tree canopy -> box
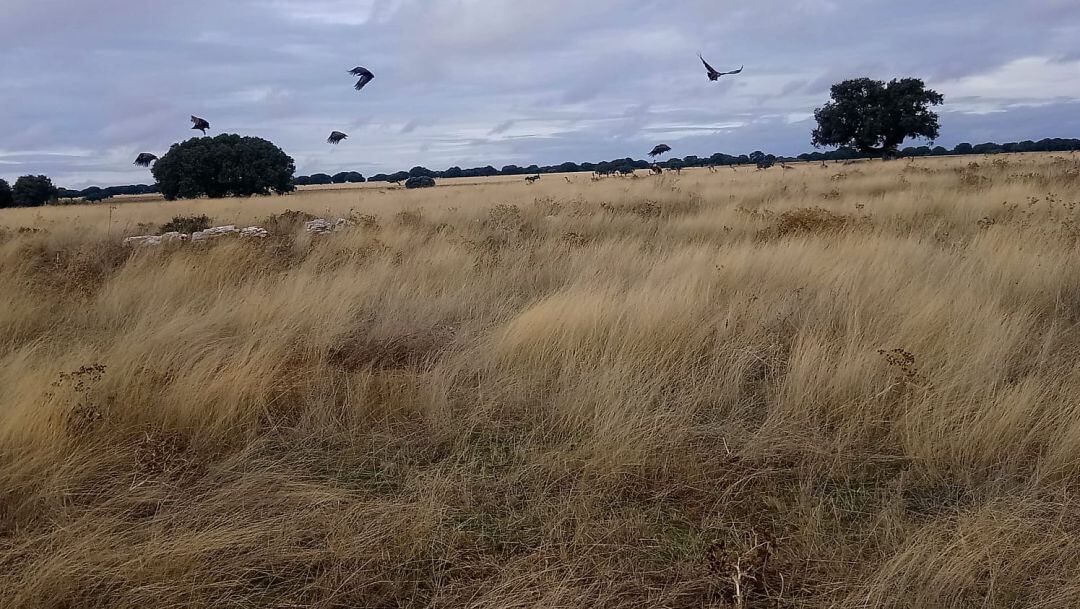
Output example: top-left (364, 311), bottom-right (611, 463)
top-left (749, 151), bottom-right (777, 169)
top-left (152, 134), bottom-right (296, 200)
top-left (331, 171), bottom-right (365, 184)
top-left (13, 175), bottom-right (58, 207)
top-left (812, 78), bottom-right (944, 158)
top-left (405, 176), bottom-right (436, 189)
top-left (293, 173), bottom-right (333, 186)
top-left (0, 179), bottom-right (12, 209)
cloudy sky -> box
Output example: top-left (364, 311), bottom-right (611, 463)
top-left (2, 0), bottom-right (1080, 188)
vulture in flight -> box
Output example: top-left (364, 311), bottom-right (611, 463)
top-left (698, 54), bottom-right (743, 81)
top-left (191, 115), bottom-right (210, 135)
top-left (349, 66), bottom-right (375, 91)
top-left (649, 144), bottom-right (672, 158)
top-left (133, 153), bottom-right (158, 167)
top-left (327, 131), bottom-right (349, 145)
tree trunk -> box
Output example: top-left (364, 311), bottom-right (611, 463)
top-left (856, 144), bottom-right (899, 160)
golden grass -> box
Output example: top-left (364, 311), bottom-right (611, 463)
top-left (3, 153), bottom-right (1080, 607)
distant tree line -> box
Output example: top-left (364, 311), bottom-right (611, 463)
top-left (798, 138), bottom-right (1080, 162)
top-left (350, 138), bottom-right (1080, 184)
top-left (293, 171), bottom-right (367, 186)
top-left (3, 137), bottom-right (1079, 210)
top-left (55, 184), bottom-right (159, 203)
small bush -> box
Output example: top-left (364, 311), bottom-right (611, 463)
top-left (395, 210), bottom-right (424, 228)
top-left (773, 207), bottom-right (851, 237)
top-left (159, 215), bottom-right (212, 235)
top-left (262, 210), bottom-right (318, 236)
top-left (405, 176), bottom-right (436, 189)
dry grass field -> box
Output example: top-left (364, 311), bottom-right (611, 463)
top-left (4, 153), bottom-right (1080, 608)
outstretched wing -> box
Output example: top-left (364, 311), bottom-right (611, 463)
top-left (133, 153), bottom-right (157, 167)
top-left (698, 54), bottom-right (720, 77)
top-left (355, 74), bottom-right (374, 91)
top-left (720, 65), bottom-right (744, 76)
top-left (349, 66), bottom-right (375, 90)
top-left (327, 131), bottom-right (348, 144)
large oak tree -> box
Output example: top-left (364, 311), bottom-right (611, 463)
top-left (152, 134), bottom-right (295, 200)
top-left (812, 78), bottom-right (944, 158)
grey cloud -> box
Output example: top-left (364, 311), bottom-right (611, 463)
top-left (488, 120), bottom-right (516, 136)
top-left (1, 0), bottom-right (1078, 188)
top-left (400, 119), bottom-right (425, 134)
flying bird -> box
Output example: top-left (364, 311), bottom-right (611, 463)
top-left (133, 153), bottom-right (158, 167)
top-left (190, 116), bottom-right (210, 134)
top-left (348, 66), bottom-right (375, 91)
top-left (327, 131), bottom-right (349, 145)
top-left (649, 144), bottom-right (672, 158)
top-left (698, 54), bottom-right (743, 81)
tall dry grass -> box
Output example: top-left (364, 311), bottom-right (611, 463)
top-left (3, 154), bottom-right (1080, 607)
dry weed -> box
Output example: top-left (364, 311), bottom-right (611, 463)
top-left (1, 154), bottom-right (1080, 608)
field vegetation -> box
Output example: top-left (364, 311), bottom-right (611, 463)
top-left (3, 154), bottom-right (1080, 608)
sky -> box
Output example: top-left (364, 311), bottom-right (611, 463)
top-left (2, 0), bottom-right (1080, 188)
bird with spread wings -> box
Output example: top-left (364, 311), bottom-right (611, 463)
top-left (649, 144), bottom-right (672, 158)
top-left (190, 115), bottom-right (210, 134)
top-left (349, 66), bottom-right (375, 91)
top-left (698, 54), bottom-right (743, 81)
top-left (133, 153), bottom-right (158, 167)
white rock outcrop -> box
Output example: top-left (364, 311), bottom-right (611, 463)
top-left (304, 218), bottom-right (349, 234)
top-left (239, 226), bottom-right (269, 238)
top-left (124, 225), bottom-right (267, 247)
top-left (123, 232), bottom-right (189, 247)
top-left (191, 225), bottom-right (239, 242)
